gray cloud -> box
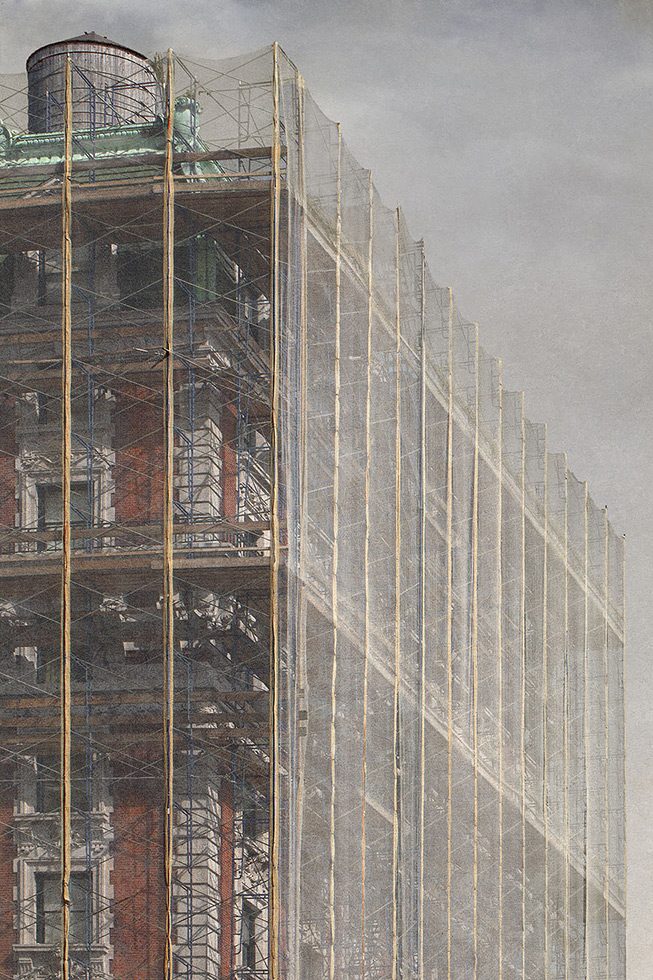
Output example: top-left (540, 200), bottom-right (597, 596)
top-left (615, 0), bottom-right (653, 30)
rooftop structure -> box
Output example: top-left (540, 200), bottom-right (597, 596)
top-left (0, 36), bottom-right (625, 980)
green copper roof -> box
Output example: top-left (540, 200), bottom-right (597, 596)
top-left (0, 98), bottom-right (222, 178)
top-left (0, 119), bottom-right (165, 168)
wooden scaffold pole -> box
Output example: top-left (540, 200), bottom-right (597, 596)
top-left (60, 53), bottom-right (73, 980)
top-left (269, 39), bottom-right (282, 980)
top-left (162, 46), bottom-right (176, 980)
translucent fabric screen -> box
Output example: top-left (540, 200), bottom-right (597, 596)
top-left (275, 45), bottom-right (625, 980)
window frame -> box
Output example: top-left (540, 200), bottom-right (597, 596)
top-left (241, 900), bottom-right (258, 971)
top-left (35, 869), bottom-right (92, 947)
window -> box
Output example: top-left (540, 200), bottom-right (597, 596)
top-left (242, 797), bottom-right (265, 844)
top-left (123, 641), bottom-right (150, 665)
top-left (300, 944), bottom-right (324, 975)
top-left (117, 243), bottom-right (162, 309)
top-left (37, 482), bottom-right (93, 531)
top-left (182, 236), bottom-right (238, 309)
top-left (35, 648), bottom-right (59, 688)
top-left (36, 392), bottom-right (55, 425)
top-left (37, 250), bottom-right (46, 305)
top-left (36, 647), bottom-right (88, 687)
top-left (242, 803), bottom-right (258, 841)
top-left (35, 870), bottom-right (91, 946)
top-left (241, 902), bottom-right (257, 971)
top-left (0, 253), bottom-right (14, 311)
top-left (34, 755), bottom-right (92, 814)
top-left (35, 757), bottom-right (58, 813)
top-left (36, 248), bottom-right (92, 306)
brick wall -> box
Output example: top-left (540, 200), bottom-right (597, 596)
top-left (219, 779), bottom-right (234, 978)
top-left (111, 780), bottom-right (165, 978)
top-left (113, 382), bottom-right (163, 525)
top-left (0, 397), bottom-right (16, 533)
top-left (0, 792), bottom-right (14, 976)
top-left (221, 404), bottom-right (238, 520)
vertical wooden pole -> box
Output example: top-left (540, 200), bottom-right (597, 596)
top-left (471, 326), bottom-right (479, 980)
top-left (391, 209), bottom-right (402, 980)
top-left (603, 507), bottom-right (610, 979)
top-left (417, 242), bottom-right (427, 980)
top-left (543, 444), bottom-right (550, 980)
top-left (497, 364), bottom-right (504, 980)
top-left (583, 482), bottom-right (590, 979)
top-left (328, 121), bottom-right (343, 980)
top-left (269, 39), bottom-right (282, 980)
top-left (446, 288), bottom-right (454, 980)
top-left (562, 457), bottom-right (572, 980)
top-left (519, 394), bottom-right (526, 980)
top-left (360, 171), bottom-right (374, 975)
top-left (294, 66), bottom-right (308, 978)
top-left (162, 47), bottom-right (176, 980)
top-left (60, 53), bottom-right (73, 980)
top-left (620, 537), bottom-right (627, 977)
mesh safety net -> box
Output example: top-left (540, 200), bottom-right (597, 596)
top-left (0, 42), bottom-right (625, 980)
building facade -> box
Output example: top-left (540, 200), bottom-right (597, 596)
top-left (0, 34), bottom-right (624, 979)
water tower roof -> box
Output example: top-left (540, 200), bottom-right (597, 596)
top-left (27, 32), bottom-right (149, 68)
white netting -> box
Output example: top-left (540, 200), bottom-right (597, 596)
top-left (0, 40), bottom-right (625, 980)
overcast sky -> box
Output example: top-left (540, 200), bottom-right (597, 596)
top-left (1, 0), bottom-right (651, 972)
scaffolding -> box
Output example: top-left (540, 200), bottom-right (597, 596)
top-left (0, 37), bottom-right (625, 980)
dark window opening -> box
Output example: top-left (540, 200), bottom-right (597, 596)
top-left (36, 248), bottom-right (93, 306)
top-left (0, 253), bottom-right (15, 312)
top-left (35, 648), bottom-right (59, 688)
top-left (117, 243), bottom-right (163, 309)
top-left (35, 757), bottom-right (58, 813)
top-left (35, 755), bottom-right (92, 814)
top-left (35, 870), bottom-right (91, 946)
top-left (36, 648), bottom-right (89, 687)
top-left (241, 901), bottom-right (257, 970)
top-left (37, 482), bottom-right (93, 532)
top-left (179, 236), bottom-right (238, 312)
top-left (123, 642), bottom-right (151, 664)
top-left (242, 799), bottom-right (263, 842)
top-left (37, 250), bottom-right (46, 306)
top-left (36, 392), bottom-right (56, 425)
